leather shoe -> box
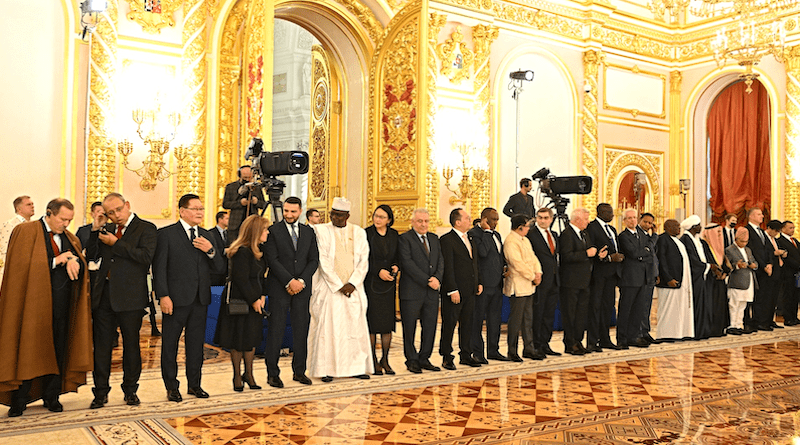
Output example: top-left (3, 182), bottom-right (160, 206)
top-left (522, 349), bottom-right (545, 360)
top-left (757, 324), bottom-right (774, 331)
top-left (43, 398), bottom-right (63, 412)
top-left (743, 326), bottom-right (756, 334)
top-left (354, 374), bottom-right (370, 380)
top-left (586, 344), bottom-right (602, 353)
top-left (419, 361), bottom-right (440, 372)
top-left (321, 376), bottom-right (334, 383)
top-left (293, 374), bottom-right (312, 385)
top-left (487, 353), bottom-right (511, 361)
top-left (599, 341), bottom-right (621, 350)
top-left (617, 343), bottom-right (630, 350)
top-left (727, 327), bottom-right (743, 335)
top-left (508, 353), bottom-right (524, 362)
top-left (630, 338), bottom-right (650, 348)
top-left (124, 392), bottom-right (140, 406)
top-left (566, 345), bottom-right (585, 356)
top-left (771, 322), bottom-right (784, 329)
top-left (7, 404), bottom-right (24, 417)
top-left (90, 394), bottom-right (108, 409)
top-left (187, 387), bottom-right (209, 398)
top-left (784, 319), bottom-right (800, 326)
top-left (442, 358), bottom-right (456, 371)
top-left (475, 356), bottom-right (489, 365)
top-left (459, 357), bottom-right (481, 367)
top-left (543, 347), bottom-right (561, 356)
top-left (167, 389), bottom-right (182, 403)
top-left (643, 333), bottom-right (656, 343)
top-left (407, 362), bottom-right (422, 374)
top-left (268, 376), bottom-right (284, 388)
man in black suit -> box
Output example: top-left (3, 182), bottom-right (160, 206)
top-left (617, 209), bottom-right (652, 348)
top-left (264, 196), bottom-right (319, 388)
top-left (88, 193), bottom-right (157, 409)
top-left (222, 165), bottom-right (266, 242)
top-left (468, 208), bottom-right (508, 363)
top-left (723, 213), bottom-right (737, 249)
top-left (153, 194), bottom-right (224, 402)
top-left (746, 207), bottom-right (780, 331)
top-left (779, 221), bottom-right (800, 325)
top-left (638, 213), bottom-right (658, 343)
top-left (76, 201), bottom-right (105, 253)
top-left (765, 220), bottom-right (788, 327)
top-left (502, 178), bottom-right (535, 218)
top-left (585, 203), bottom-right (623, 352)
top-left (526, 207), bottom-right (560, 357)
top-left (559, 208), bottom-right (605, 355)
top-left (439, 208), bottom-right (483, 370)
top-left (398, 208), bottom-right (444, 374)
top-left (209, 211), bottom-right (229, 286)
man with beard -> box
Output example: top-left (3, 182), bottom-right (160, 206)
top-left (222, 166), bottom-right (267, 242)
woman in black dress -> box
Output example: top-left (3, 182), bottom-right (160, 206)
top-left (365, 205), bottom-right (400, 375)
top-left (215, 214), bottom-right (270, 391)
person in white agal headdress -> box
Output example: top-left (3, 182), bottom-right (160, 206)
top-left (307, 197), bottom-right (373, 382)
top-left (679, 214), bottom-right (715, 340)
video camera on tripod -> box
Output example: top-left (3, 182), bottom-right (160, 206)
top-left (531, 167), bottom-right (592, 230)
top-left (244, 137), bottom-right (310, 221)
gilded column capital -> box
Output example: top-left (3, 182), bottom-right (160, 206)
top-left (669, 70), bottom-right (682, 93)
top-left (785, 46), bottom-right (800, 73)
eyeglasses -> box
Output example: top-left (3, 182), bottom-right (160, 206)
top-left (183, 207), bottom-right (205, 212)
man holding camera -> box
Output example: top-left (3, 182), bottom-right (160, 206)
top-left (223, 165), bottom-right (267, 242)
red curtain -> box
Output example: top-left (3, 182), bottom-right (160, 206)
top-left (708, 80), bottom-right (771, 225)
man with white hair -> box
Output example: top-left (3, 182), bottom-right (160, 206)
top-left (617, 208), bottom-right (652, 348)
top-left (680, 215), bottom-right (714, 340)
top-left (307, 197), bottom-right (373, 382)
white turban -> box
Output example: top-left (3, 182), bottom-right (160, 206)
top-left (680, 214), bottom-right (701, 230)
top-left (331, 197), bottom-right (351, 212)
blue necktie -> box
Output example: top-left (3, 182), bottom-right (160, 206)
top-left (290, 224), bottom-right (298, 250)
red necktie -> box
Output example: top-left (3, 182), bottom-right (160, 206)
top-left (116, 225), bottom-right (124, 239)
top-left (793, 238), bottom-right (797, 249)
top-left (49, 232), bottom-right (60, 255)
top-left (546, 229), bottom-right (555, 255)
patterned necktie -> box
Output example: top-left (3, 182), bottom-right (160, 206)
top-left (421, 235), bottom-right (430, 257)
top-left (546, 229), bottom-right (555, 255)
top-left (604, 224), bottom-right (617, 251)
top-left (189, 227), bottom-right (196, 241)
top-left (290, 224), bottom-right (298, 250)
top-left (793, 238), bottom-right (797, 249)
top-left (115, 225), bottom-right (124, 239)
top-left (49, 232), bottom-right (60, 255)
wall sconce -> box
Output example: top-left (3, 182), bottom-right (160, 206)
top-left (435, 111), bottom-right (490, 206)
top-left (442, 143), bottom-right (489, 205)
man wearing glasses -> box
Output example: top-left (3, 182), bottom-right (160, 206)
top-left (153, 194), bottom-right (224, 402)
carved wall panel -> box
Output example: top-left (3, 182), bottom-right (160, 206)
top-left (125, 0), bottom-right (180, 34)
top-left (581, 49), bottom-right (602, 216)
top-left (785, 46), bottom-right (800, 228)
top-left (307, 45), bottom-right (332, 214)
top-left (425, 12), bottom-right (446, 228)
top-left (244, 0), bottom-right (266, 141)
top-left (470, 23), bottom-right (498, 219)
top-left (437, 27), bottom-right (473, 85)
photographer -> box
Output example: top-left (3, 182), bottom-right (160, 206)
top-left (223, 165), bottom-right (267, 242)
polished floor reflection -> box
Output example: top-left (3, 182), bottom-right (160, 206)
top-left (167, 341), bottom-right (800, 444)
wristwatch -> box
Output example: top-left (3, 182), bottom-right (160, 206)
top-left (206, 247), bottom-right (215, 255)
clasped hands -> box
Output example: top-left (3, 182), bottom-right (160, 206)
top-left (378, 265), bottom-right (399, 281)
top-left (56, 251), bottom-right (80, 280)
top-left (240, 196), bottom-right (259, 206)
top-left (287, 278), bottom-right (305, 295)
top-left (339, 283), bottom-right (356, 297)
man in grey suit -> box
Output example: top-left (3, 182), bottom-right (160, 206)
top-left (398, 208), bottom-right (444, 374)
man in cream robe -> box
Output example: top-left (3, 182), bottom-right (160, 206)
top-left (655, 218), bottom-right (694, 340)
top-left (308, 198), bottom-right (373, 381)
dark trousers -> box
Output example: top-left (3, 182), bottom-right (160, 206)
top-left (533, 281), bottom-right (558, 349)
top-left (265, 292), bottom-right (310, 377)
top-left (161, 299), bottom-right (207, 390)
top-left (92, 284), bottom-right (143, 394)
top-left (783, 277), bottom-right (799, 322)
top-left (560, 286), bottom-right (588, 348)
top-left (617, 285), bottom-right (648, 346)
top-left (588, 273), bottom-right (616, 346)
top-left (439, 293), bottom-right (474, 361)
top-left (754, 275), bottom-right (779, 327)
top-left (471, 286), bottom-right (502, 359)
top-left (639, 284), bottom-right (655, 338)
top-left (507, 294), bottom-right (534, 355)
top-left (400, 296), bottom-right (438, 366)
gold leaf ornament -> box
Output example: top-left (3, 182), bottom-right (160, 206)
top-left (125, 0), bottom-right (181, 34)
top-left (437, 26), bottom-right (474, 85)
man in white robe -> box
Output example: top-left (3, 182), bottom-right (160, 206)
top-left (655, 218), bottom-right (694, 340)
top-left (307, 197), bottom-right (373, 381)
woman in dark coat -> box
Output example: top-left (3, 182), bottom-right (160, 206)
top-left (215, 214), bottom-right (270, 391)
top-left (364, 205), bottom-right (399, 375)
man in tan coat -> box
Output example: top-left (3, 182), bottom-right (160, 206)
top-left (503, 214), bottom-right (542, 362)
top-left (0, 198), bottom-right (92, 417)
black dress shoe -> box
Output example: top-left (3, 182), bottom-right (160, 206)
top-left (784, 319), bottom-right (800, 326)
top-left (419, 361), bottom-right (440, 372)
top-left (124, 392), bottom-right (141, 406)
top-left (586, 345), bottom-right (602, 353)
top-left (354, 374), bottom-right (370, 379)
top-left (151, 329), bottom-right (162, 337)
top-left (643, 334), bottom-right (656, 343)
top-left (630, 338), bottom-right (650, 348)
top-left (7, 404), bottom-right (24, 417)
top-left (321, 376), bottom-right (334, 383)
top-left (187, 387), bottom-right (209, 398)
top-left (617, 343), bottom-right (630, 350)
top-left (475, 356), bottom-right (489, 365)
top-left (407, 362), bottom-right (422, 374)
top-left (566, 345), bottom-right (585, 356)
top-left (43, 398), bottom-right (63, 412)
top-left (442, 358), bottom-right (456, 371)
top-left (727, 327), bottom-right (743, 335)
top-left (487, 353), bottom-right (511, 361)
top-left (743, 326), bottom-right (756, 334)
top-left (757, 324), bottom-right (774, 331)
top-left (771, 322), bottom-right (784, 329)
top-left (543, 347), bottom-right (562, 356)
top-left (522, 350), bottom-right (545, 360)
top-left (293, 374), bottom-right (312, 385)
top-left (508, 353), bottom-right (524, 362)
top-left (167, 389), bottom-right (182, 402)
top-left (459, 357), bottom-right (481, 367)
top-left (90, 394), bottom-right (108, 409)
top-left (599, 341), bottom-right (621, 350)
top-left (267, 376), bottom-right (284, 388)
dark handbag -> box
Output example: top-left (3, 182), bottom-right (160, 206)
top-left (225, 257), bottom-right (250, 315)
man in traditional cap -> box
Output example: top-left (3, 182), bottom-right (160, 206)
top-left (307, 197), bottom-right (373, 382)
top-left (680, 215), bottom-right (715, 340)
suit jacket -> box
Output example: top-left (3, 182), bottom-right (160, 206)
top-left (76, 223), bottom-right (101, 263)
top-left (656, 235), bottom-right (684, 288)
top-left (222, 180), bottom-right (267, 231)
top-left (93, 215), bottom-right (158, 312)
top-left (723, 227), bottom-right (736, 249)
top-left (264, 220), bottom-right (319, 299)
top-left (527, 225), bottom-right (559, 288)
top-left (777, 235), bottom-right (800, 278)
top-left (502, 192), bottom-right (534, 218)
top-left (469, 226), bottom-right (504, 290)
top-left (208, 226), bottom-right (228, 286)
top-left (559, 226), bottom-right (592, 289)
top-left (586, 219), bottom-right (621, 278)
top-left (726, 244), bottom-right (758, 290)
top-left (618, 227), bottom-right (652, 287)
top-left (153, 222), bottom-right (225, 307)
top-left (398, 230), bottom-right (444, 301)
top-left (746, 224), bottom-right (771, 272)
top-left (643, 231), bottom-right (659, 285)
top-left (440, 230), bottom-right (482, 297)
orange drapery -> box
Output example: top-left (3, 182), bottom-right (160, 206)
top-left (707, 80), bottom-right (771, 225)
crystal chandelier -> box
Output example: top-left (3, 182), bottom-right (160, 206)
top-left (647, 0), bottom-right (691, 22)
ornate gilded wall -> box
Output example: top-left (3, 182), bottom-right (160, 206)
top-left (785, 46), bottom-right (800, 228)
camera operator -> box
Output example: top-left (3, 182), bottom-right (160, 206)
top-left (223, 165), bottom-right (267, 242)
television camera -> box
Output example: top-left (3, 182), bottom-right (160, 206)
top-left (531, 167), bottom-right (592, 230)
top-left (244, 137), bottom-right (310, 221)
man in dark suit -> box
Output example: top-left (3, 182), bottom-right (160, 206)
top-left (222, 165), bottom-right (267, 242)
top-left (765, 220), bottom-right (788, 327)
top-left (502, 178), bottom-right (535, 218)
top-left (638, 213), bottom-right (658, 343)
top-left (153, 194), bottom-right (224, 402)
top-left (526, 207), bottom-right (560, 357)
top-left (398, 208), bottom-right (444, 374)
top-left (723, 213), bottom-right (737, 249)
top-left (779, 221), bottom-right (800, 325)
top-left (76, 201), bottom-right (105, 253)
top-left (617, 209), bottom-right (652, 348)
top-left (746, 207), bottom-right (779, 331)
top-left (585, 203), bottom-right (623, 352)
top-left (209, 211), bottom-right (229, 286)
top-left (468, 208), bottom-right (507, 362)
top-left (439, 208), bottom-right (483, 370)
top-left (264, 196), bottom-right (319, 388)
top-left (559, 208), bottom-right (605, 355)
top-left (88, 193), bottom-right (157, 409)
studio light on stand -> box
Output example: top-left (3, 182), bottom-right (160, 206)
top-left (508, 69), bottom-right (534, 185)
top-left (80, 0), bottom-right (107, 40)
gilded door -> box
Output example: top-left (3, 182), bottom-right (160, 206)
top-left (306, 45), bottom-right (340, 222)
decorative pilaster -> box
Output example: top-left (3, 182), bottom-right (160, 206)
top-left (669, 70), bottom-right (683, 219)
top-left (581, 49), bottom-right (602, 216)
top-left (243, 0), bottom-right (274, 149)
top-left (785, 47), bottom-right (800, 226)
top-left (86, 0), bottom-right (119, 219)
top-left (425, 12), bottom-right (446, 227)
top-left (471, 23), bottom-right (498, 219)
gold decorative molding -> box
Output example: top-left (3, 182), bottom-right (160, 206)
top-left (602, 63), bottom-right (667, 119)
top-left (591, 25), bottom-right (672, 60)
top-left (436, 0), bottom-right (494, 13)
top-left (603, 147), bottom-right (663, 205)
top-left (785, 46), bottom-right (800, 227)
top-left (124, 0), bottom-right (181, 34)
top-left (329, 0), bottom-right (384, 44)
top-left (244, 0), bottom-right (267, 141)
top-left (470, 23), bottom-right (498, 219)
top-left (668, 70), bottom-right (682, 218)
top-left (308, 45), bottom-right (332, 204)
top-left (581, 49), bottom-right (602, 216)
top-left (426, 12), bottom-right (447, 228)
top-left (437, 26), bottom-right (474, 85)
top-left (492, 3), bottom-right (582, 41)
